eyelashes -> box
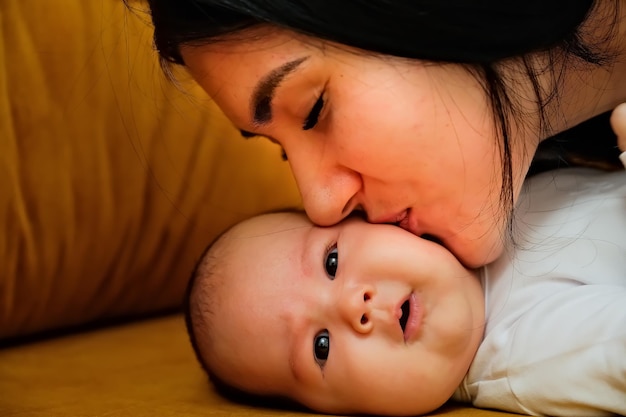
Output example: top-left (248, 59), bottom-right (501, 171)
top-left (303, 95), bottom-right (324, 130)
top-left (240, 90), bottom-right (325, 160)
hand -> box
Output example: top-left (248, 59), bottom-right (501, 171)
top-left (610, 103), bottom-right (626, 167)
top-left (610, 103), bottom-right (626, 150)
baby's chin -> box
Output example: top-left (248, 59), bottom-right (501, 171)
top-left (295, 383), bottom-right (456, 417)
top-left (307, 400), bottom-right (449, 417)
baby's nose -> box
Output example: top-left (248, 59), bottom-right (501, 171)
top-left (339, 285), bottom-right (375, 334)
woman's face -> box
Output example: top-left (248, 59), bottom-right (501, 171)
top-left (182, 28), bottom-right (533, 267)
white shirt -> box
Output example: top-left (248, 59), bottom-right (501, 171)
top-left (453, 168), bottom-right (626, 416)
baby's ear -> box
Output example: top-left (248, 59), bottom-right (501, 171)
top-left (610, 103), bottom-right (626, 152)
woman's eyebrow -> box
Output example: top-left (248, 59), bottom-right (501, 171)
top-left (251, 56), bottom-right (309, 126)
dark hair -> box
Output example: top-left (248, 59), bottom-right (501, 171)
top-left (130, 0), bottom-right (620, 235)
top-left (144, 0), bottom-right (604, 65)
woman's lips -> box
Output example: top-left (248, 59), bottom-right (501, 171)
top-left (398, 208), bottom-right (422, 237)
top-left (396, 209), bottom-right (409, 224)
top-left (371, 208), bottom-right (428, 240)
top-left (398, 210), bottom-right (445, 248)
top-left (370, 209), bottom-right (408, 225)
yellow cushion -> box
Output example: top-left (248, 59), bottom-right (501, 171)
top-left (0, 0), bottom-right (301, 339)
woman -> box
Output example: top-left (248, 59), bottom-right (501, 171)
top-left (132, 0), bottom-right (626, 267)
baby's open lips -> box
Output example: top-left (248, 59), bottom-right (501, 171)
top-left (399, 299), bottom-right (410, 334)
top-left (397, 293), bottom-right (421, 342)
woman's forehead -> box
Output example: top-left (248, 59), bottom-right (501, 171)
top-left (181, 27), bottom-right (319, 70)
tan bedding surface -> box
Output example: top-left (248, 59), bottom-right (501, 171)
top-left (0, 315), bottom-right (514, 417)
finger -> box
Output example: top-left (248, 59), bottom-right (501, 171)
top-left (610, 103), bottom-right (626, 151)
top-left (609, 103), bottom-right (626, 168)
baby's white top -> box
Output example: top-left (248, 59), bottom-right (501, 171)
top-left (454, 168), bottom-right (626, 416)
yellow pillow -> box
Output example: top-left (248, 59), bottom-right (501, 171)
top-left (0, 0), bottom-right (301, 340)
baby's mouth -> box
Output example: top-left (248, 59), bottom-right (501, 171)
top-left (398, 293), bottom-right (422, 343)
top-left (399, 299), bottom-right (410, 334)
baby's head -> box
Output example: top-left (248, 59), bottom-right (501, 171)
top-left (185, 212), bottom-right (484, 416)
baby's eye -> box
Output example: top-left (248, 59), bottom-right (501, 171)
top-left (313, 330), bottom-right (330, 367)
top-left (325, 245), bottom-right (338, 278)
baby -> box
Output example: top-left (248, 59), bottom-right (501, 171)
top-left (185, 168), bottom-right (626, 416)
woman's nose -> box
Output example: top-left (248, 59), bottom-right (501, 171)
top-left (338, 285), bottom-right (375, 334)
top-left (288, 149), bottom-right (361, 226)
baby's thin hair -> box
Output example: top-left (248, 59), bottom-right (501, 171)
top-left (183, 212), bottom-right (306, 409)
top-left (184, 227), bottom-right (225, 376)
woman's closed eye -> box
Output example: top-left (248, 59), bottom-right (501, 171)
top-left (313, 330), bottom-right (330, 368)
top-left (303, 94), bottom-right (324, 130)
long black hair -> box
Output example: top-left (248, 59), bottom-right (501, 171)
top-left (131, 0), bottom-right (621, 231)
top-left (145, 0), bottom-right (607, 64)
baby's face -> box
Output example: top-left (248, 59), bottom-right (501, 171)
top-left (204, 213), bottom-right (484, 416)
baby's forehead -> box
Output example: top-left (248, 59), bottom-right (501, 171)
top-left (201, 213), bottom-right (312, 338)
top-left (211, 212), bottom-right (313, 281)
top-left (215, 213), bottom-right (310, 259)
top-left (197, 211), bottom-right (326, 305)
